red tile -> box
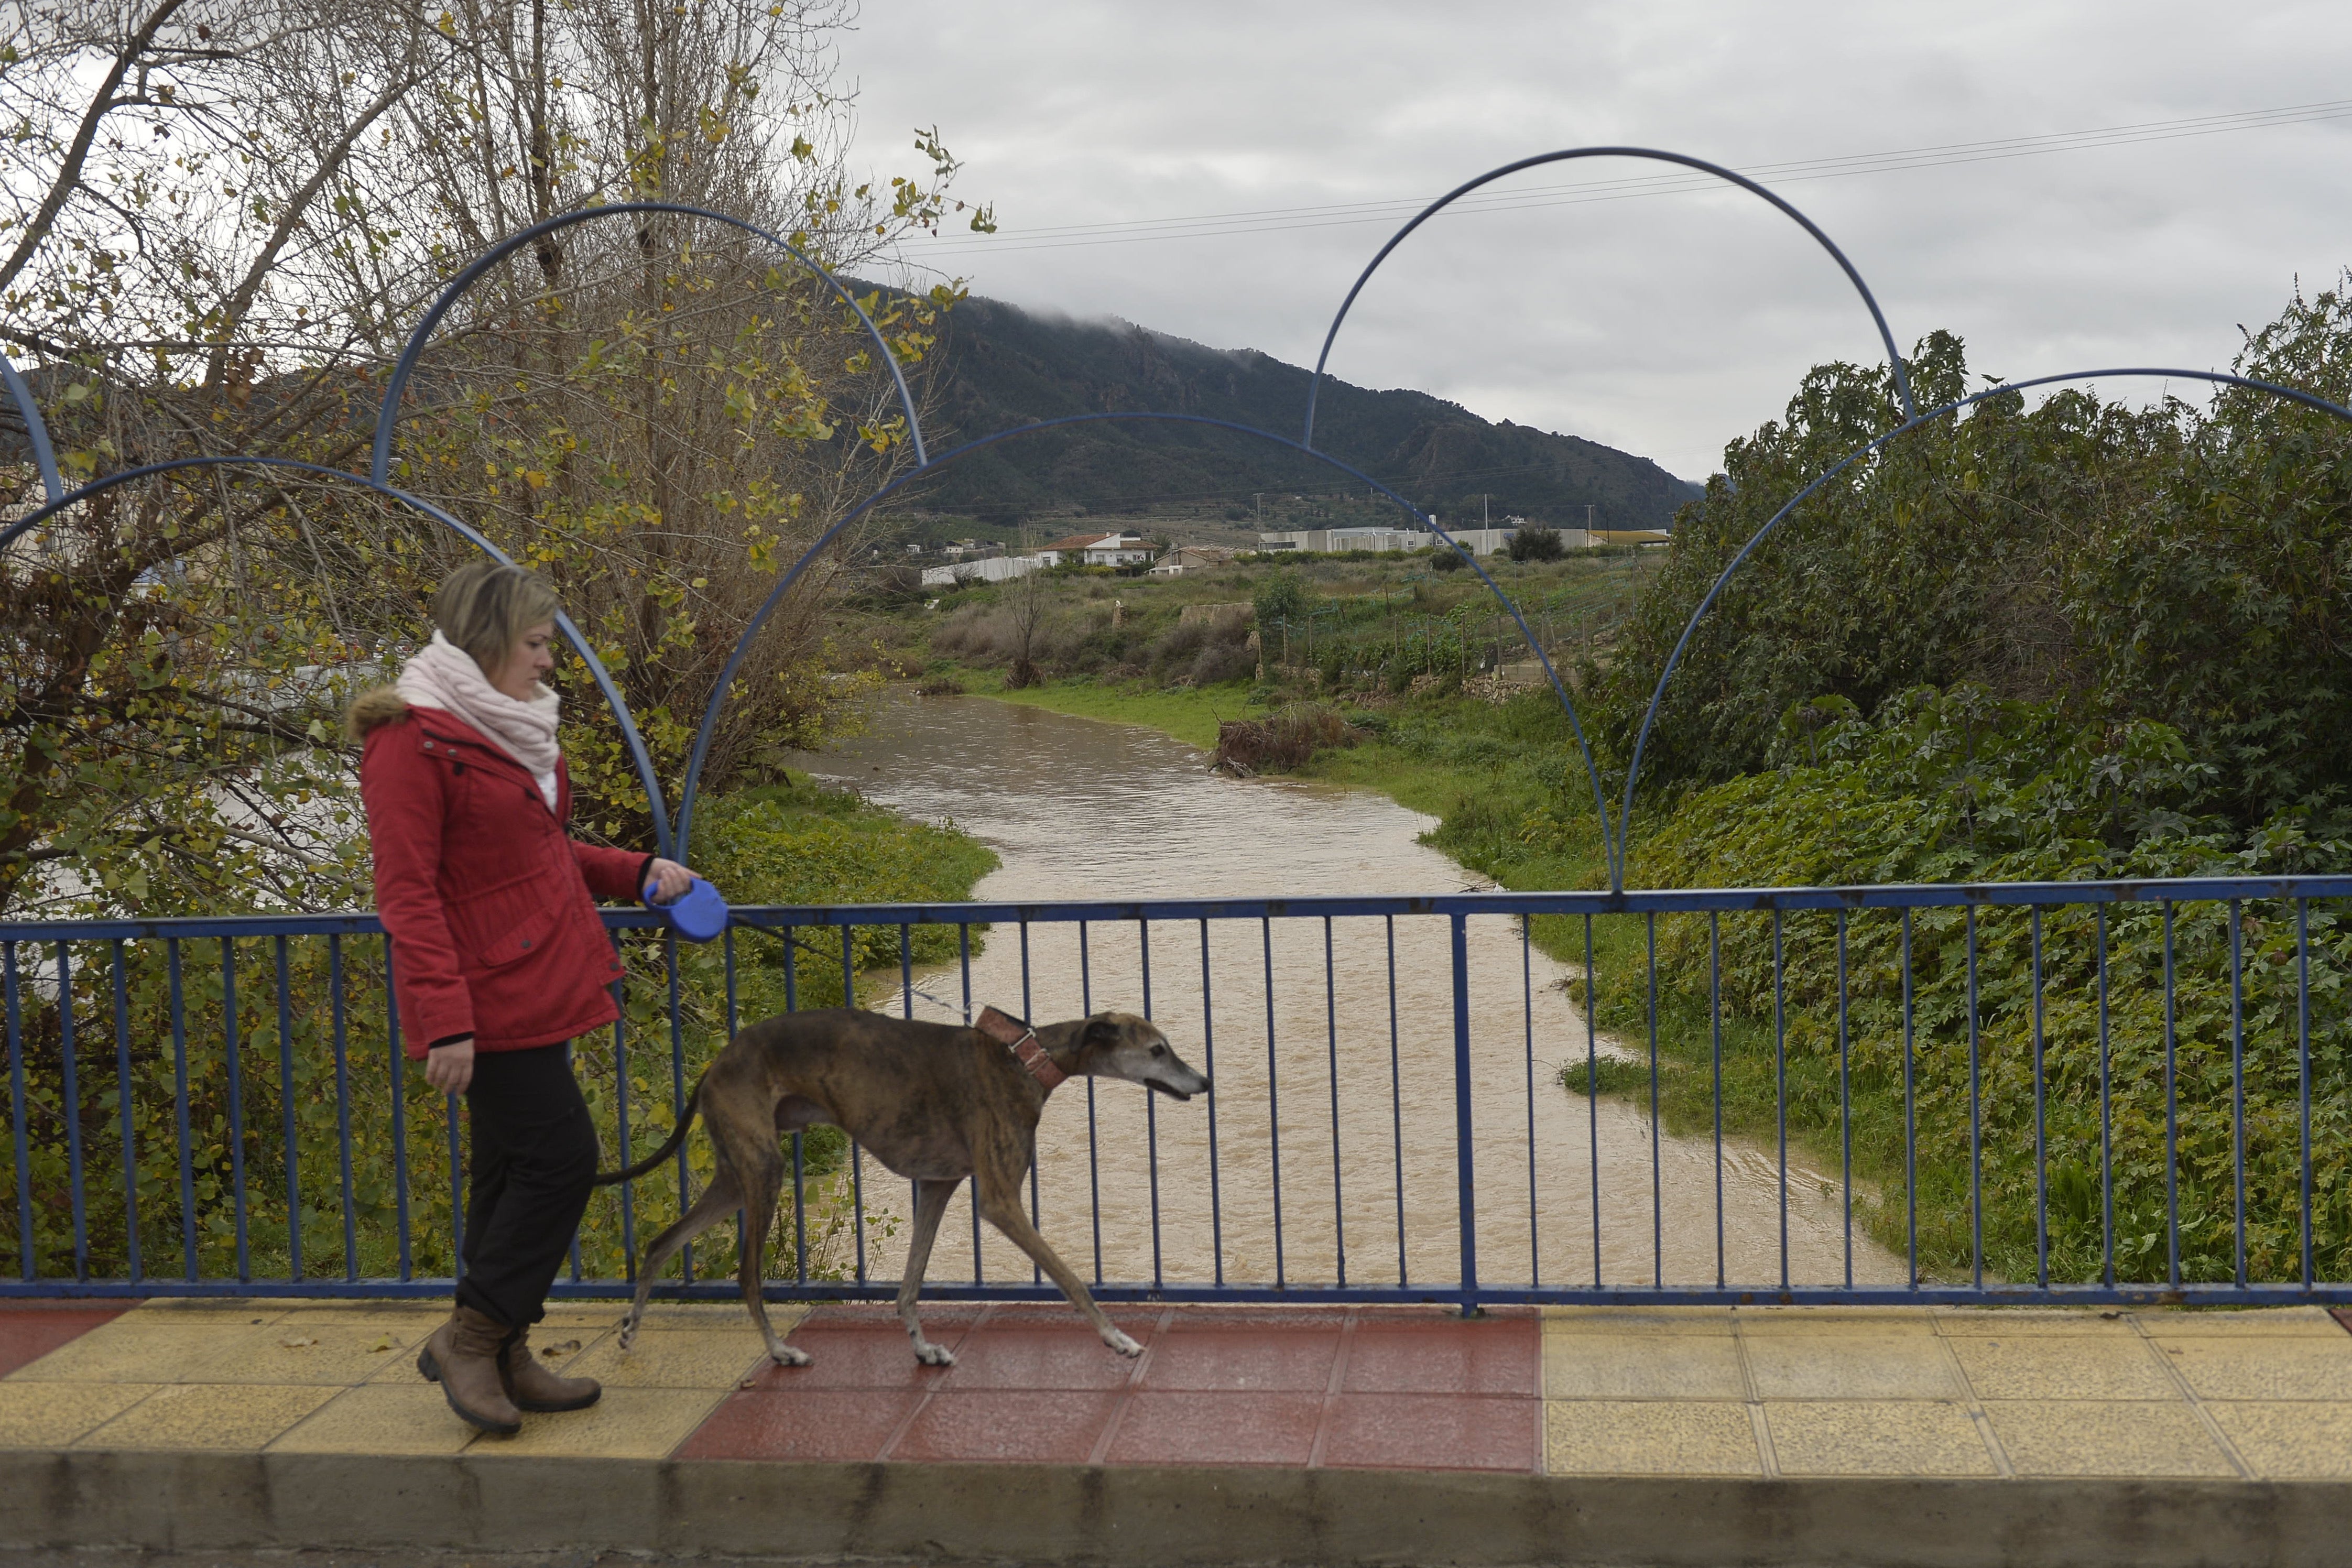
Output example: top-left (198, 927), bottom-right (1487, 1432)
top-left (740, 1322), bottom-right (969, 1390)
top-left (1317, 1393), bottom-right (1540, 1472)
top-left (676, 1388), bottom-right (924, 1461)
top-left (943, 1324), bottom-right (1153, 1390)
top-left (889, 1388), bottom-right (1125, 1463)
top-left (1342, 1319), bottom-right (1539, 1395)
top-left (1107, 1390), bottom-right (1326, 1467)
top-left (0, 1305), bottom-right (127, 1378)
top-left (1142, 1326), bottom-right (1340, 1391)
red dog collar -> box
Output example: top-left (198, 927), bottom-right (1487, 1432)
top-left (976, 1006), bottom-right (1066, 1090)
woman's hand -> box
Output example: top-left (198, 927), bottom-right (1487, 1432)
top-left (645, 857), bottom-right (697, 905)
top-left (425, 1038), bottom-right (476, 1095)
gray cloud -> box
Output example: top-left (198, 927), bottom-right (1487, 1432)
top-left (842, 0), bottom-right (2352, 479)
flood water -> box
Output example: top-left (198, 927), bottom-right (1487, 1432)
top-left (793, 692), bottom-right (1904, 1295)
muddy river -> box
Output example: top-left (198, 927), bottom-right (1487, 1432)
top-left (793, 692), bottom-right (1903, 1295)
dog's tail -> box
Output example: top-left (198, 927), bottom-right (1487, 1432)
top-left (593, 1070), bottom-right (707, 1186)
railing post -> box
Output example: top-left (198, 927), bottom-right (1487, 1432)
top-left (1450, 913), bottom-right (1479, 1316)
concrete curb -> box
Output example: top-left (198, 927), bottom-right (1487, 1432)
top-left (2, 1449), bottom-right (2345, 1566)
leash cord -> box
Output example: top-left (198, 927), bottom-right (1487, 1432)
top-left (726, 919), bottom-right (970, 1021)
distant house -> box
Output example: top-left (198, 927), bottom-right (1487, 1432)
top-left (1148, 545), bottom-right (1238, 577)
top-left (1082, 533), bottom-right (1156, 568)
top-left (1037, 531), bottom-right (1155, 568)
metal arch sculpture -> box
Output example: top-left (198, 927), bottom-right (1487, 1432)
top-left (368, 199), bottom-right (929, 487)
top-left (1615, 367), bottom-right (2352, 890)
top-left (0, 453), bottom-right (679, 859)
top-left (8, 145), bottom-right (2347, 901)
top-left (1299, 147), bottom-right (1921, 452)
top-left (0, 347), bottom-right (64, 506)
top-left (669, 409), bottom-right (1611, 858)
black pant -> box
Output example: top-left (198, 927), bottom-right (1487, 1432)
top-left (455, 1042), bottom-right (598, 1330)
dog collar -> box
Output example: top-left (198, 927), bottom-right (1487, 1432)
top-left (976, 1006), bottom-right (1066, 1090)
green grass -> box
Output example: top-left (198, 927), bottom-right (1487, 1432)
top-left (948, 666), bottom-right (1270, 750)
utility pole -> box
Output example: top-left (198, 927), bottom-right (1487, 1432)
top-left (1482, 494), bottom-right (1490, 527)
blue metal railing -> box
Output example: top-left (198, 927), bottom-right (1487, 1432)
top-left (3, 875), bottom-right (2347, 1307)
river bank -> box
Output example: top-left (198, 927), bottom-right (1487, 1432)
top-left (787, 689), bottom-right (1896, 1292)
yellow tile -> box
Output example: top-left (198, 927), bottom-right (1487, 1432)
top-left (113, 1299), bottom-right (286, 1324)
top-left (558, 1331), bottom-right (764, 1390)
top-left (1544, 1333), bottom-right (1747, 1400)
top-left (2137, 1307), bottom-right (2344, 1337)
top-left (2205, 1402), bottom-right (2352, 1478)
top-left (1765, 1401), bottom-right (1997, 1476)
top-left (267, 1384), bottom-right (476, 1456)
top-left (1744, 1335), bottom-right (1958, 1400)
top-left (527, 1305), bottom-right (635, 1332)
top-left (77, 1383), bottom-right (339, 1450)
top-left (1734, 1308), bottom-right (1936, 1335)
top-left (273, 1303), bottom-right (450, 1327)
top-left (183, 1321), bottom-right (428, 1386)
top-left (1948, 1336), bottom-right (2179, 1400)
top-left (0, 1382), bottom-right (159, 1447)
top-left (1936, 1309), bottom-right (2140, 1336)
top-left (1542, 1308), bottom-right (1735, 1335)
top-left (626, 1302), bottom-right (787, 1332)
top-left (1544, 1400), bottom-right (1761, 1476)
top-left (2151, 1337), bottom-right (2352, 1401)
top-left (461, 1387), bottom-right (723, 1460)
top-left (4, 1319), bottom-right (277, 1384)
top-left (1984, 1400), bottom-right (2236, 1477)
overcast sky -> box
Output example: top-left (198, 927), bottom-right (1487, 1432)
top-left (832, 1), bottom-right (2352, 483)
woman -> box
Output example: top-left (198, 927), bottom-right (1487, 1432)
top-left (347, 560), bottom-right (694, 1435)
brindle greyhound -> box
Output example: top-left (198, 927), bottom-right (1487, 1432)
top-left (594, 1006), bottom-right (1209, 1365)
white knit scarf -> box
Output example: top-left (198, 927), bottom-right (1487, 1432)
top-left (396, 630), bottom-right (561, 807)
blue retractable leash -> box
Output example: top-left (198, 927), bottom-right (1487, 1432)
top-left (643, 875), bottom-right (730, 943)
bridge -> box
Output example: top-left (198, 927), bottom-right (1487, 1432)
top-left (5, 149), bottom-right (2352, 1564)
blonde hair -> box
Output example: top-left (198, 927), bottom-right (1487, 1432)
top-left (431, 560), bottom-right (564, 677)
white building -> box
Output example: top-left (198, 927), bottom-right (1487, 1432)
top-left (1032, 531), bottom-right (1155, 568)
top-left (1255, 527), bottom-right (1435, 554)
top-left (920, 554), bottom-right (1046, 587)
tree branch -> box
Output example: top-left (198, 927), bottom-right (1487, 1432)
top-left (0, 0), bottom-right (189, 300)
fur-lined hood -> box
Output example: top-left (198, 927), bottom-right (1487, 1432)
top-left (344, 684), bottom-right (411, 742)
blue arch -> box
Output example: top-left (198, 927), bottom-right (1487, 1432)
top-left (368, 200), bottom-right (928, 487)
top-left (1300, 147), bottom-right (1918, 452)
top-left (0, 347), bottom-right (64, 505)
top-left (1617, 367), bottom-right (2352, 889)
top-left (672, 411), bottom-right (1614, 861)
top-left (1, 454), bottom-right (675, 858)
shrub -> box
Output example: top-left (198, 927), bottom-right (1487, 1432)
top-left (1508, 525), bottom-right (1565, 562)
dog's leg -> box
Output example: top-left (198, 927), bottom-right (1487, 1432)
top-left (618, 1173), bottom-right (741, 1352)
top-left (897, 1178), bottom-right (961, 1365)
top-left (976, 1184), bottom-right (1141, 1357)
top-left (735, 1156), bottom-right (809, 1367)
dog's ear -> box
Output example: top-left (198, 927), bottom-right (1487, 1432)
top-left (1082, 1014), bottom-right (1121, 1049)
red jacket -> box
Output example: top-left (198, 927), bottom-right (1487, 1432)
top-left (351, 688), bottom-right (650, 1059)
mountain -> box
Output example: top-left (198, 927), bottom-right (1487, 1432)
top-left (907, 294), bottom-right (1703, 532)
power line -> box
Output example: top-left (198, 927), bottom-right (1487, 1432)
top-left (910, 99), bottom-right (2352, 257)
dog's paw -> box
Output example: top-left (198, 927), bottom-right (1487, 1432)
top-left (616, 1325), bottom-right (638, 1352)
top-left (912, 1341), bottom-right (956, 1367)
top-left (768, 1344), bottom-right (811, 1367)
top-left (1104, 1327), bottom-right (1144, 1358)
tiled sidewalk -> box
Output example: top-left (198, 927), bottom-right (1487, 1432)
top-left (3, 1296), bottom-right (2350, 1479)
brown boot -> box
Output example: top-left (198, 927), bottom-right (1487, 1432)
top-left (416, 1306), bottom-right (523, 1435)
top-left (501, 1327), bottom-right (601, 1412)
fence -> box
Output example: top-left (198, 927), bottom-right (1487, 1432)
top-left (5, 875), bottom-right (2348, 1307)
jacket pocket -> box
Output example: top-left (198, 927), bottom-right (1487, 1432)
top-left (450, 890), bottom-right (560, 971)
